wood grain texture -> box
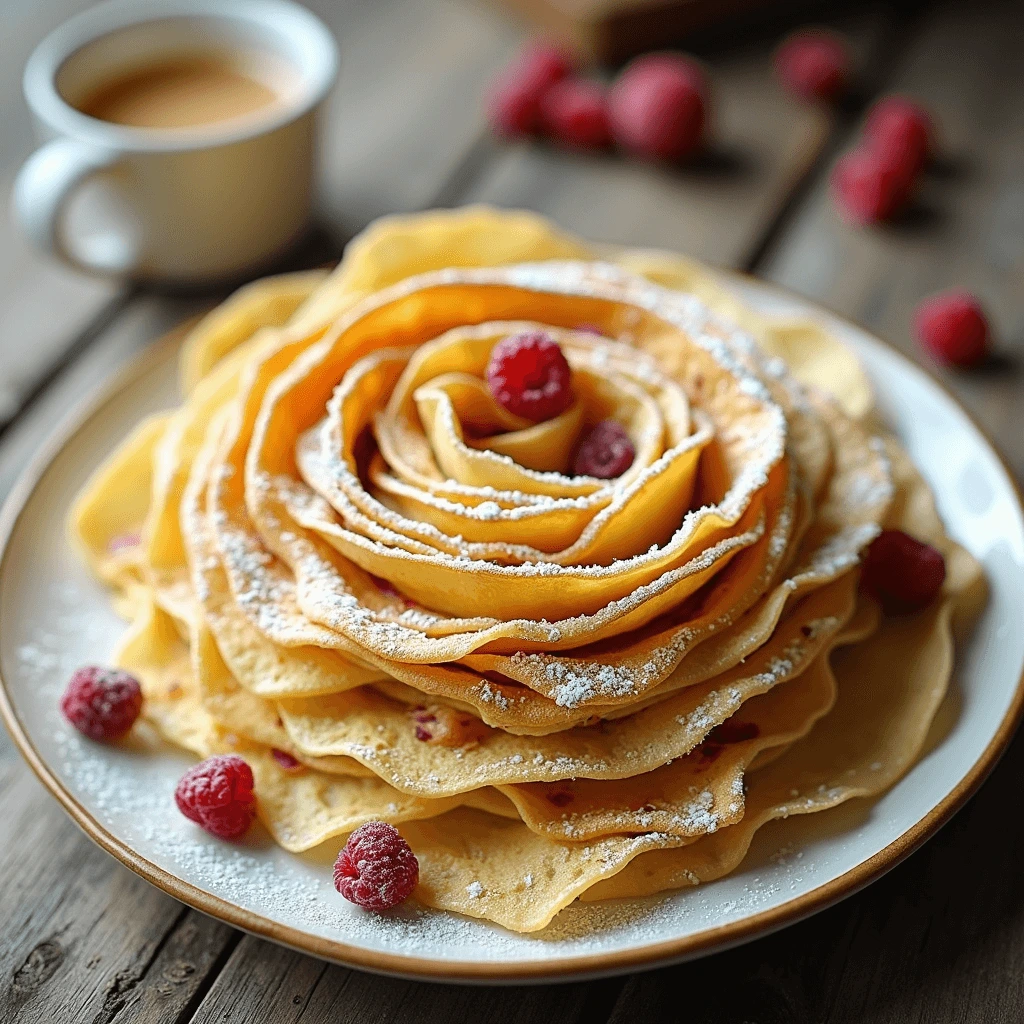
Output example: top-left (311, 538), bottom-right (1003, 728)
top-left (463, 45), bottom-right (832, 268)
top-left (763, 0), bottom-right (1024, 476)
top-left (307, 0), bottom-right (518, 235)
top-left (0, 736), bottom-right (238, 1024)
top-left (189, 934), bottom-right (623, 1024)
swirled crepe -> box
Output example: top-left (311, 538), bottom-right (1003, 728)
top-left (71, 207), bottom-right (984, 933)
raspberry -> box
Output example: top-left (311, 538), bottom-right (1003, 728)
top-left (861, 529), bottom-right (946, 613)
top-left (831, 148), bottom-right (913, 224)
top-left (774, 29), bottom-right (850, 102)
top-left (175, 755), bottom-right (256, 840)
top-left (609, 53), bottom-right (708, 162)
top-left (486, 331), bottom-right (573, 422)
top-left (864, 95), bottom-right (932, 178)
top-left (573, 419), bottom-right (635, 478)
top-left (60, 666), bottom-right (142, 741)
top-left (334, 821), bottom-right (419, 911)
top-left (487, 41), bottom-right (572, 137)
top-left (913, 289), bottom-right (991, 368)
top-left (540, 78), bottom-right (611, 149)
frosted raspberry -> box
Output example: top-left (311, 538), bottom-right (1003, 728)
top-left (774, 29), bottom-right (850, 101)
top-left (334, 821), bottom-right (419, 911)
top-left (486, 331), bottom-right (573, 421)
top-left (175, 755), bottom-right (256, 840)
top-left (831, 148), bottom-right (913, 224)
top-left (609, 53), bottom-right (708, 161)
top-left (540, 78), bottom-right (611, 149)
top-left (913, 290), bottom-right (991, 368)
top-left (861, 529), bottom-right (946, 613)
top-left (573, 419), bottom-right (635, 478)
top-left (60, 666), bottom-right (142, 741)
top-left (864, 94), bottom-right (932, 177)
top-left (487, 41), bottom-right (572, 137)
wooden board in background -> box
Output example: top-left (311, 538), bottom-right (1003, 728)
top-left (489, 0), bottom-right (822, 63)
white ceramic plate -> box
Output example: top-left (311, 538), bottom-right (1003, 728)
top-left (2, 276), bottom-right (1022, 983)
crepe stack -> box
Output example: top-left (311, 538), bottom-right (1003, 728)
top-left (70, 207), bottom-right (984, 932)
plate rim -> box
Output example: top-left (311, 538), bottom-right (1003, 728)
top-left (1, 276), bottom-right (1022, 984)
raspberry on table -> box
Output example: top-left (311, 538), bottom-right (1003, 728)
top-left (486, 330), bottom-right (574, 422)
top-left (174, 754), bottom-right (256, 840)
top-left (864, 94), bottom-right (933, 177)
top-left (60, 666), bottom-right (142, 741)
top-left (540, 78), bottom-right (611, 150)
top-left (487, 41), bottom-right (572, 137)
top-left (774, 29), bottom-right (850, 102)
top-left (334, 821), bottom-right (419, 911)
top-left (914, 290), bottom-right (991, 369)
top-left (608, 52), bottom-right (708, 162)
top-left (573, 419), bottom-right (636, 478)
top-left (831, 148), bottom-right (913, 224)
top-left (861, 529), bottom-right (946, 613)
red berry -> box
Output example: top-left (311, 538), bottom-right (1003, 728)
top-left (861, 529), bottom-right (946, 613)
top-left (864, 95), bottom-right (932, 177)
top-left (487, 41), bottom-right (572, 137)
top-left (175, 755), bottom-right (256, 840)
top-left (774, 29), bottom-right (850, 101)
top-left (60, 666), bottom-right (142, 741)
top-left (486, 331), bottom-right (573, 422)
top-left (573, 419), bottom-right (635, 478)
top-left (334, 821), bottom-right (419, 911)
top-left (914, 290), bottom-right (991, 368)
top-left (609, 53), bottom-right (708, 162)
top-left (540, 78), bottom-right (611, 149)
top-left (831, 148), bottom-right (913, 224)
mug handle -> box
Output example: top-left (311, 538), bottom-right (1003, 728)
top-left (12, 138), bottom-right (136, 275)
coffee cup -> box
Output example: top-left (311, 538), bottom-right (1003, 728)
top-left (13, 0), bottom-right (338, 284)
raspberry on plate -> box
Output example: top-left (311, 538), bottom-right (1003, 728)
top-left (608, 52), bottom-right (708, 162)
top-left (487, 41), bottom-right (572, 137)
top-left (486, 330), bottom-right (574, 421)
top-left (573, 419), bottom-right (636, 478)
top-left (334, 821), bottom-right (419, 911)
top-left (831, 147), bottom-right (913, 224)
top-left (540, 78), bottom-right (611, 150)
top-left (861, 529), bottom-right (946, 613)
top-left (60, 666), bottom-right (142, 741)
top-left (175, 754), bottom-right (256, 840)
top-left (914, 290), bottom-right (991, 369)
top-left (864, 94), bottom-right (933, 177)
top-left (774, 28), bottom-right (850, 102)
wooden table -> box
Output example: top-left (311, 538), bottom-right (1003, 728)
top-left (2, 0), bottom-right (1022, 1020)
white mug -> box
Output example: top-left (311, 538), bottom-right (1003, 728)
top-left (13, 0), bottom-right (338, 284)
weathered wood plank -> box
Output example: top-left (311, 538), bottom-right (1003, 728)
top-left (0, 741), bottom-right (239, 1024)
top-left (460, 38), bottom-right (841, 268)
top-left (762, 0), bottom-right (1024, 475)
top-left (0, 1), bottom-right (128, 428)
top-left (189, 933), bottom-right (624, 1024)
top-left (305, 0), bottom-right (518, 232)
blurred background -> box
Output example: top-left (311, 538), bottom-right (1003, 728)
top-left (1, 0), bottom-right (1022, 1021)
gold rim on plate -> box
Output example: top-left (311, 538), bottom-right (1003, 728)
top-left (1, 284), bottom-right (1022, 983)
